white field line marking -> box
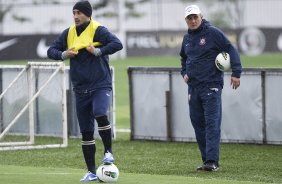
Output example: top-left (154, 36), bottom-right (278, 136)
top-left (116, 128), bottom-right (131, 133)
top-left (0, 173), bottom-right (79, 175)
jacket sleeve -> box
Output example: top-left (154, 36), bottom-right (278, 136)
top-left (47, 29), bottom-right (69, 60)
top-left (212, 27), bottom-right (242, 78)
top-left (94, 26), bottom-right (123, 55)
top-left (180, 36), bottom-right (187, 77)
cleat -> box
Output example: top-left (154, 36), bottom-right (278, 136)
top-left (196, 164), bottom-right (204, 171)
top-left (102, 151), bottom-right (114, 164)
top-left (80, 171), bottom-right (98, 182)
top-left (202, 161), bottom-right (219, 172)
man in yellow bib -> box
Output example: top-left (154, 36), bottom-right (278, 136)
top-left (47, 1), bottom-right (123, 182)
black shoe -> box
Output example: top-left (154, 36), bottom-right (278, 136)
top-left (202, 161), bottom-right (219, 171)
top-left (196, 163), bottom-right (204, 171)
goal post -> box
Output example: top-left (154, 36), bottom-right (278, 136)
top-left (0, 62), bottom-right (68, 151)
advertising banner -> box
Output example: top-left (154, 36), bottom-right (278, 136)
top-left (0, 27), bottom-right (282, 60)
top-left (0, 34), bottom-right (57, 61)
top-left (127, 28), bottom-right (282, 56)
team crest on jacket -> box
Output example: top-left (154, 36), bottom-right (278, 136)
top-left (199, 37), bottom-right (206, 45)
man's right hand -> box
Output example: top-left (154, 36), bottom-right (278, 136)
top-left (61, 47), bottom-right (78, 60)
top-left (183, 74), bottom-right (189, 83)
top-left (65, 47), bottom-right (78, 58)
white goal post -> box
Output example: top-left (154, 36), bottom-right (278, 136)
top-left (0, 62), bottom-right (68, 151)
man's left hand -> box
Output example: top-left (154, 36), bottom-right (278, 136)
top-left (86, 43), bottom-right (95, 54)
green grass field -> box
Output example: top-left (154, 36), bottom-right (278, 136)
top-left (1, 54), bottom-right (282, 184)
top-left (1, 165), bottom-right (272, 184)
top-left (0, 136), bottom-right (282, 183)
top-left (1, 165), bottom-right (276, 184)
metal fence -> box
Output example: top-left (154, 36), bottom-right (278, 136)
top-left (0, 65), bottom-right (116, 138)
top-left (128, 67), bottom-right (282, 145)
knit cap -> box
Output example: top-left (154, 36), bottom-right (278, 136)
top-left (73, 1), bottom-right (92, 17)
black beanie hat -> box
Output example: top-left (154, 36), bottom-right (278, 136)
top-left (73, 1), bottom-right (92, 17)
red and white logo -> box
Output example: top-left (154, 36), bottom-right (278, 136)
top-left (199, 37), bottom-right (206, 45)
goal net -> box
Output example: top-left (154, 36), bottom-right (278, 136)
top-left (0, 62), bottom-right (67, 151)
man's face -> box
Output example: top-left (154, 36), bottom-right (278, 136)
top-left (73, 9), bottom-right (90, 26)
top-left (185, 14), bottom-right (202, 30)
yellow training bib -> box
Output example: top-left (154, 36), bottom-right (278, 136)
top-left (67, 20), bottom-right (102, 52)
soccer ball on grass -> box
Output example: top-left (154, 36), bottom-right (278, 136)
top-left (215, 52), bottom-right (231, 71)
top-left (96, 163), bottom-right (119, 183)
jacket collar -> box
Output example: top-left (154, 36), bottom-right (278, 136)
top-left (188, 19), bottom-right (210, 34)
top-left (76, 20), bottom-right (91, 36)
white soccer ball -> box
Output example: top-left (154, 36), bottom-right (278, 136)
top-left (96, 163), bottom-right (119, 183)
top-left (215, 52), bottom-right (231, 71)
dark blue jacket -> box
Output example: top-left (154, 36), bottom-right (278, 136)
top-left (180, 19), bottom-right (242, 88)
top-left (47, 22), bottom-right (123, 91)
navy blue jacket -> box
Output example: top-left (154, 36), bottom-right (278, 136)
top-left (47, 22), bottom-right (123, 91)
top-left (180, 19), bottom-right (242, 88)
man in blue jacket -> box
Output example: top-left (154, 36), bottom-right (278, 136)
top-left (180, 5), bottom-right (242, 171)
top-left (47, 1), bottom-right (123, 182)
